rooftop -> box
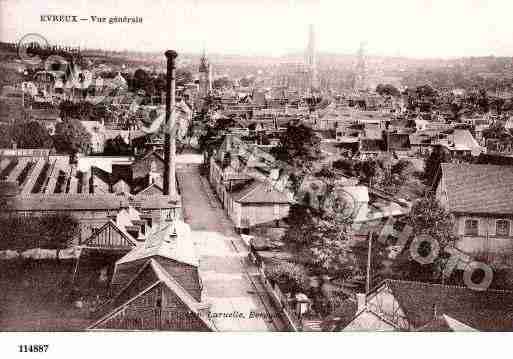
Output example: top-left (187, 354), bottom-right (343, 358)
top-left (440, 163), bottom-right (513, 215)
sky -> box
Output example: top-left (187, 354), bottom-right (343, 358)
top-left (1, 0), bottom-right (513, 58)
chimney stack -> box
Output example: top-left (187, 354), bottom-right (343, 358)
top-left (164, 50), bottom-right (178, 197)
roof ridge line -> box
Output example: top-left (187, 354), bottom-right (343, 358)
top-left (385, 278), bottom-right (513, 294)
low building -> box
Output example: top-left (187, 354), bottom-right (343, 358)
top-left (334, 280), bottom-right (513, 331)
top-left (208, 135), bottom-right (292, 233)
top-left (209, 156), bottom-right (290, 233)
top-left (89, 220), bottom-right (215, 331)
top-left (435, 163), bottom-right (513, 257)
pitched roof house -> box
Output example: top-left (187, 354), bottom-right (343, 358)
top-left (337, 280), bottom-right (513, 331)
top-left (89, 220), bottom-right (213, 331)
top-left (435, 163), bottom-right (513, 255)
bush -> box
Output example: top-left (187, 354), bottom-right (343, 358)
top-left (310, 291), bottom-right (347, 317)
top-left (265, 261), bottom-right (310, 294)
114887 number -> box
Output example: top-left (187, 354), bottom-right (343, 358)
top-left (18, 345), bottom-right (49, 353)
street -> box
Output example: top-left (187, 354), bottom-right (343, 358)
top-left (176, 153), bottom-right (286, 331)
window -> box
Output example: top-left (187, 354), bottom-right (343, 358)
top-left (464, 219), bottom-right (479, 236)
top-left (496, 220), bottom-right (510, 237)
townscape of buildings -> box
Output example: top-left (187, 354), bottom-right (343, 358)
top-left (3, 24), bottom-right (513, 332)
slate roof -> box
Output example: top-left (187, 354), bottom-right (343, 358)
top-left (386, 280), bottom-right (513, 331)
top-left (116, 221), bottom-right (199, 267)
top-left (2, 193), bottom-right (179, 211)
top-left (417, 314), bottom-right (478, 332)
top-left (446, 129), bottom-right (483, 153)
top-left (89, 259), bottom-right (215, 331)
top-left (440, 163), bottom-right (513, 215)
top-left (231, 180), bottom-right (290, 204)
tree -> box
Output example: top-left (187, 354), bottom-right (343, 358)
top-left (104, 135), bottom-right (131, 155)
top-left (477, 89), bottom-right (490, 113)
top-left (271, 122), bottom-right (321, 170)
top-left (376, 84), bottom-right (400, 97)
top-left (303, 219), bottom-right (357, 277)
top-left (0, 124), bottom-right (12, 148)
top-left (133, 69), bottom-right (150, 91)
top-left (482, 122), bottom-right (511, 140)
top-left (282, 204), bottom-right (318, 248)
top-left (406, 196), bottom-right (457, 281)
top-left (38, 214), bottom-right (80, 249)
top-left (10, 120), bottom-right (53, 149)
top-left (0, 120), bottom-right (53, 149)
top-left (415, 84), bottom-right (437, 99)
top-left (283, 199), bottom-right (357, 278)
top-left (264, 261), bottom-right (310, 294)
top-left (424, 145), bottom-right (451, 184)
top-left (198, 116), bottom-right (237, 154)
top-left (407, 196), bottom-right (456, 251)
top-left (54, 119), bottom-right (92, 154)
top-left (0, 213), bottom-right (79, 251)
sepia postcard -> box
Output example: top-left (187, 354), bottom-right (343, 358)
top-left (1, 1), bottom-right (513, 353)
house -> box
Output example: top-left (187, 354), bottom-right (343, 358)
top-left (437, 129), bottom-right (484, 159)
top-left (78, 205), bottom-right (150, 268)
top-left (435, 163), bottom-right (513, 256)
top-left (334, 279), bottom-right (513, 331)
top-left (208, 135), bottom-right (292, 233)
top-left (131, 150), bottom-right (166, 194)
top-left (209, 157), bottom-right (290, 233)
top-left (0, 191), bottom-right (179, 243)
top-left (89, 220), bottom-right (215, 331)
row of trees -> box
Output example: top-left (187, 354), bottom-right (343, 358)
top-left (132, 68), bottom-right (193, 96)
top-left (59, 100), bottom-right (115, 123)
top-left (332, 155), bottom-right (418, 194)
top-left (0, 214), bottom-right (80, 251)
top-left (0, 118), bottom-right (92, 154)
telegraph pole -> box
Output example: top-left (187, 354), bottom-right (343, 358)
top-left (365, 232), bottom-right (373, 297)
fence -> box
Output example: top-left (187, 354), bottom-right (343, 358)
top-left (256, 259), bottom-right (303, 331)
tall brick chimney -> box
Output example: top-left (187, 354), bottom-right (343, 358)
top-left (163, 50), bottom-right (178, 197)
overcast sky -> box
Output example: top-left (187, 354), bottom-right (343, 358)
top-left (1, 0), bottom-right (513, 58)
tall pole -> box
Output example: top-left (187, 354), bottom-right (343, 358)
top-left (365, 232), bottom-right (373, 297)
top-left (164, 50), bottom-right (178, 197)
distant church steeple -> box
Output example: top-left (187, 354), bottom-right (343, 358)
top-left (198, 48), bottom-right (212, 97)
top-left (305, 24), bottom-right (318, 91)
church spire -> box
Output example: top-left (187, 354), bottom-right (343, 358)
top-left (199, 47), bottom-right (208, 73)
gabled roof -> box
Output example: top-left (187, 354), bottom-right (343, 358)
top-left (81, 219), bottom-right (138, 248)
top-left (445, 129), bottom-right (482, 153)
top-left (116, 221), bottom-right (199, 267)
top-left (136, 182), bottom-right (163, 196)
top-left (342, 308), bottom-right (400, 332)
top-left (417, 314), bottom-right (478, 332)
top-left (384, 280), bottom-right (513, 331)
top-left (132, 150), bottom-right (165, 166)
top-left (440, 163), bottom-right (513, 215)
top-left (89, 259), bottom-right (215, 331)
top-left (231, 180), bottom-right (290, 204)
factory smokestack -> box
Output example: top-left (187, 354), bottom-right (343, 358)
top-left (164, 50), bottom-right (178, 197)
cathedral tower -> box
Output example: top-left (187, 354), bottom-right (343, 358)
top-left (198, 49), bottom-right (212, 98)
top-left (305, 24), bottom-right (318, 91)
